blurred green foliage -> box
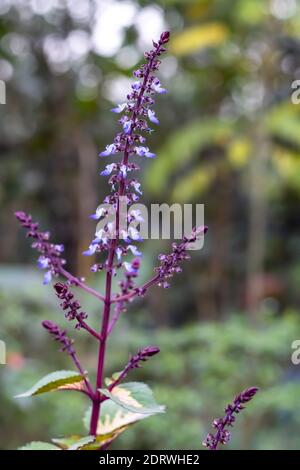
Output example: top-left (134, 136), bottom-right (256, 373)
top-left (1, 270), bottom-right (300, 450)
top-left (2, 0), bottom-right (300, 450)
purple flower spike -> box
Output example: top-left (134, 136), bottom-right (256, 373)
top-left (203, 386), bottom-right (259, 450)
top-left (99, 144), bottom-right (116, 157)
top-left (148, 109), bottom-right (159, 125)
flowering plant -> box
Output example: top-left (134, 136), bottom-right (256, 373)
top-left (14, 31), bottom-right (208, 451)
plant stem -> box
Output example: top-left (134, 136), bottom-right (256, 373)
top-left (60, 267), bottom-right (105, 302)
top-left (69, 349), bottom-right (95, 399)
top-left (89, 43), bottom-right (162, 436)
top-left (89, 247), bottom-right (114, 435)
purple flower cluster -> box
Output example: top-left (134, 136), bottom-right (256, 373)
top-left (54, 282), bottom-right (88, 329)
top-left (15, 211), bottom-right (65, 285)
top-left (203, 386), bottom-right (259, 450)
top-left (42, 320), bottom-right (75, 356)
top-left (84, 31), bottom-right (170, 265)
top-left (108, 345), bottom-right (160, 391)
top-left (155, 226), bottom-right (208, 288)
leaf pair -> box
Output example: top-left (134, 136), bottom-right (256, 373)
top-left (17, 371), bottom-right (165, 450)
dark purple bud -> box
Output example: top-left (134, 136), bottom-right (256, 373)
top-left (54, 282), bottom-right (68, 296)
top-left (160, 31), bottom-right (170, 44)
top-left (15, 211), bottom-right (28, 222)
top-left (140, 345), bottom-right (160, 358)
top-left (42, 320), bottom-right (57, 332)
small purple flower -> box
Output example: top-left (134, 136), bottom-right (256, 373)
top-left (123, 120), bottom-right (132, 134)
top-left (128, 226), bottom-right (142, 241)
top-left (99, 144), bottom-right (116, 157)
top-left (111, 103), bottom-right (127, 113)
top-left (129, 209), bottom-right (144, 222)
top-left (131, 181), bottom-right (142, 195)
top-left (135, 146), bottom-right (156, 158)
top-left (128, 245), bottom-right (142, 256)
top-left (120, 229), bottom-right (130, 243)
top-left (119, 165), bottom-right (127, 178)
top-left (100, 163), bottom-right (116, 176)
top-left (37, 255), bottom-right (50, 269)
top-left (90, 207), bottom-right (106, 220)
top-left (148, 109), bottom-right (159, 125)
top-left (132, 81), bottom-right (141, 91)
top-left (123, 259), bottom-right (140, 275)
top-left (116, 247), bottom-right (123, 261)
top-left (43, 270), bottom-right (52, 285)
top-left (151, 79), bottom-right (167, 94)
top-left (83, 244), bottom-right (97, 256)
top-left (54, 244), bottom-right (64, 253)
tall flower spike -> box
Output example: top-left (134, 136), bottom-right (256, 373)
top-left (203, 387), bottom-right (259, 450)
top-left (86, 31), bottom-right (171, 265)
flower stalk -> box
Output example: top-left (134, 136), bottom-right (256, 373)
top-left (203, 386), bottom-right (259, 450)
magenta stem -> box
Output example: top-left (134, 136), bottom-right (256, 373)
top-left (59, 267), bottom-right (105, 302)
top-left (89, 44), bottom-right (162, 435)
top-left (69, 349), bottom-right (95, 399)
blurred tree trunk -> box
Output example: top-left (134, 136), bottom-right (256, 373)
top-left (246, 122), bottom-right (269, 316)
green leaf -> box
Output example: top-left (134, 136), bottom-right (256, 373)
top-left (15, 370), bottom-right (84, 398)
top-left (170, 23), bottom-right (229, 55)
top-left (84, 393), bottom-right (164, 439)
top-left (99, 382), bottom-right (165, 415)
top-left (68, 436), bottom-right (96, 450)
top-left (53, 433), bottom-right (124, 451)
top-left (19, 441), bottom-right (61, 450)
top-left (52, 436), bottom-right (81, 450)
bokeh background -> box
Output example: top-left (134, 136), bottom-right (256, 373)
top-left (1, 0), bottom-right (300, 450)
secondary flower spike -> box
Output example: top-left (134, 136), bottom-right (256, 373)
top-left (203, 386), bottom-right (259, 450)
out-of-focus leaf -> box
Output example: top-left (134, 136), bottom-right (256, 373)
top-left (99, 382), bottom-right (165, 415)
top-left (170, 23), bottom-right (229, 55)
top-left (185, 1), bottom-right (211, 20)
top-left (146, 119), bottom-right (232, 196)
top-left (15, 371), bottom-right (84, 398)
top-left (235, 0), bottom-right (267, 25)
top-left (228, 138), bottom-right (252, 168)
top-left (172, 165), bottom-right (216, 201)
top-left (19, 441), bottom-right (61, 450)
top-left (273, 148), bottom-right (300, 192)
top-left (265, 102), bottom-right (300, 148)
